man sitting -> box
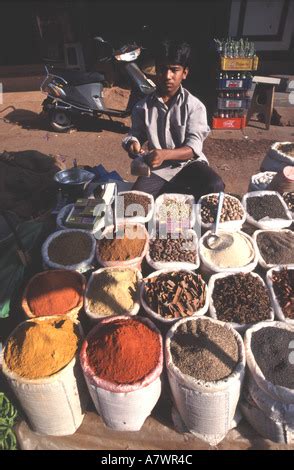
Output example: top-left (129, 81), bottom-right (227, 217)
top-left (122, 39), bottom-right (224, 200)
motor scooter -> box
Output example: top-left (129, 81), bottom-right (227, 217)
top-left (41, 37), bottom-right (156, 132)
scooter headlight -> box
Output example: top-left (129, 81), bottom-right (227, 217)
top-left (48, 83), bottom-right (66, 97)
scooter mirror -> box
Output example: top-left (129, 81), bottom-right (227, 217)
top-left (93, 36), bottom-right (106, 43)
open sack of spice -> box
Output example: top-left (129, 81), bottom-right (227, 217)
top-left (242, 191), bottom-right (292, 230)
top-left (96, 223), bottom-right (149, 270)
top-left (266, 266), bottom-right (294, 323)
top-left (80, 316), bottom-right (163, 431)
top-left (199, 229), bottom-right (258, 275)
top-left (197, 193), bottom-right (245, 232)
top-left (84, 267), bottom-right (142, 321)
top-left (165, 317), bottom-right (246, 445)
top-left (42, 229), bottom-right (97, 273)
top-left (155, 193), bottom-right (195, 232)
top-left (146, 229), bottom-right (199, 271)
top-left (253, 229), bottom-right (294, 269)
top-left (22, 269), bottom-right (86, 320)
top-left (241, 322), bottom-right (294, 444)
top-left (141, 269), bottom-right (208, 324)
top-left (2, 316), bottom-right (88, 436)
top-left (208, 272), bottom-right (275, 333)
top-left (116, 190), bottom-right (154, 224)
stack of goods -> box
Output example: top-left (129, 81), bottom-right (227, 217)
top-left (148, 233), bottom-right (197, 264)
top-left (22, 270), bottom-right (85, 318)
top-left (44, 230), bottom-right (95, 270)
top-left (85, 268), bottom-right (140, 319)
top-left (213, 38), bottom-right (258, 130)
top-left (65, 198), bottom-right (105, 231)
top-left (242, 323), bottom-right (294, 444)
top-left (271, 268), bottom-right (294, 320)
top-left (200, 194), bottom-right (244, 226)
top-left (143, 270), bottom-right (207, 320)
top-left (210, 273), bottom-right (273, 326)
top-left (255, 231), bottom-right (294, 266)
top-left (200, 231), bottom-right (255, 271)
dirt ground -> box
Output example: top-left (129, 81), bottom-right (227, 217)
top-left (1, 89), bottom-right (294, 196)
top-left (1, 89), bottom-right (294, 451)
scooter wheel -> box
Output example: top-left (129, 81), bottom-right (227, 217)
top-left (50, 110), bottom-right (73, 132)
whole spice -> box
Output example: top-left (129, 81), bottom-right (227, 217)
top-left (283, 192), bottom-right (294, 212)
top-left (158, 199), bottom-right (191, 221)
top-left (246, 194), bottom-right (288, 220)
top-left (272, 268), bottom-right (294, 319)
top-left (202, 231), bottom-right (254, 268)
top-left (86, 318), bottom-right (161, 384)
top-left (120, 192), bottom-right (150, 218)
top-left (256, 231), bottom-right (294, 265)
top-left (98, 225), bottom-right (146, 261)
top-left (25, 270), bottom-right (84, 317)
top-left (212, 273), bottom-right (272, 324)
top-left (144, 271), bottom-right (206, 319)
top-left (149, 233), bottom-right (197, 263)
top-left (48, 231), bottom-right (93, 266)
top-left (251, 326), bottom-right (294, 389)
top-left (87, 268), bottom-right (138, 317)
top-left (201, 194), bottom-right (243, 224)
top-left (4, 318), bottom-right (79, 379)
top-left (171, 319), bottom-right (239, 381)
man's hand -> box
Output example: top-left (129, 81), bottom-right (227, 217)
top-left (128, 141), bottom-right (144, 158)
top-left (145, 149), bottom-right (169, 168)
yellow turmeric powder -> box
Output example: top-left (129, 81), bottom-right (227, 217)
top-left (4, 318), bottom-right (79, 379)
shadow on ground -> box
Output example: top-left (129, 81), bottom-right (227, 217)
top-left (2, 108), bottom-right (130, 134)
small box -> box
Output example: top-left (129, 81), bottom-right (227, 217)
top-left (64, 198), bottom-right (105, 231)
top-left (212, 116), bottom-right (246, 130)
top-left (220, 56), bottom-right (259, 71)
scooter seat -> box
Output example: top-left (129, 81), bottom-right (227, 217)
top-left (48, 67), bottom-right (105, 85)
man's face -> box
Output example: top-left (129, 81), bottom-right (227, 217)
top-left (156, 63), bottom-right (188, 96)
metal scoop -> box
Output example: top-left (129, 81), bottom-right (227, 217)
top-left (206, 192), bottom-right (234, 250)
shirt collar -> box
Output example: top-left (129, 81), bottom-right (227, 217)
top-left (152, 85), bottom-right (184, 105)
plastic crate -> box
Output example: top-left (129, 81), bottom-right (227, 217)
top-left (217, 78), bottom-right (252, 90)
top-left (212, 116), bottom-right (246, 129)
top-left (217, 97), bottom-right (250, 109)
top-left (220, 56), bottom-right (259, 71)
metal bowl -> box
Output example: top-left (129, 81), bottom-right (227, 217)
top-left (54, 168), bottom-right (95, 189)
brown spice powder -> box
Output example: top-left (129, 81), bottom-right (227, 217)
top-left (98, 226), bottom-right (146, 261)
top-left (4, 318), bottom-right (79, 379)
top-left (48, 231), bottom-right (93, 266)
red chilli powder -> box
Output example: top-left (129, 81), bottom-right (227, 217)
top-left (86, 318), bottom-right (161, 385)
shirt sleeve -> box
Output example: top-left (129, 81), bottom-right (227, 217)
top-left (122, 102), bottom-right (147, 150)
top-left (184, 101), bottom-right (210, 157)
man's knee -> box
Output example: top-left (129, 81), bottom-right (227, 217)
top-left (206, 173), bottom-right (225, 194)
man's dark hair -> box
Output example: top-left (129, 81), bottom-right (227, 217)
top-left (154, 39), bottom-right (191, 68)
